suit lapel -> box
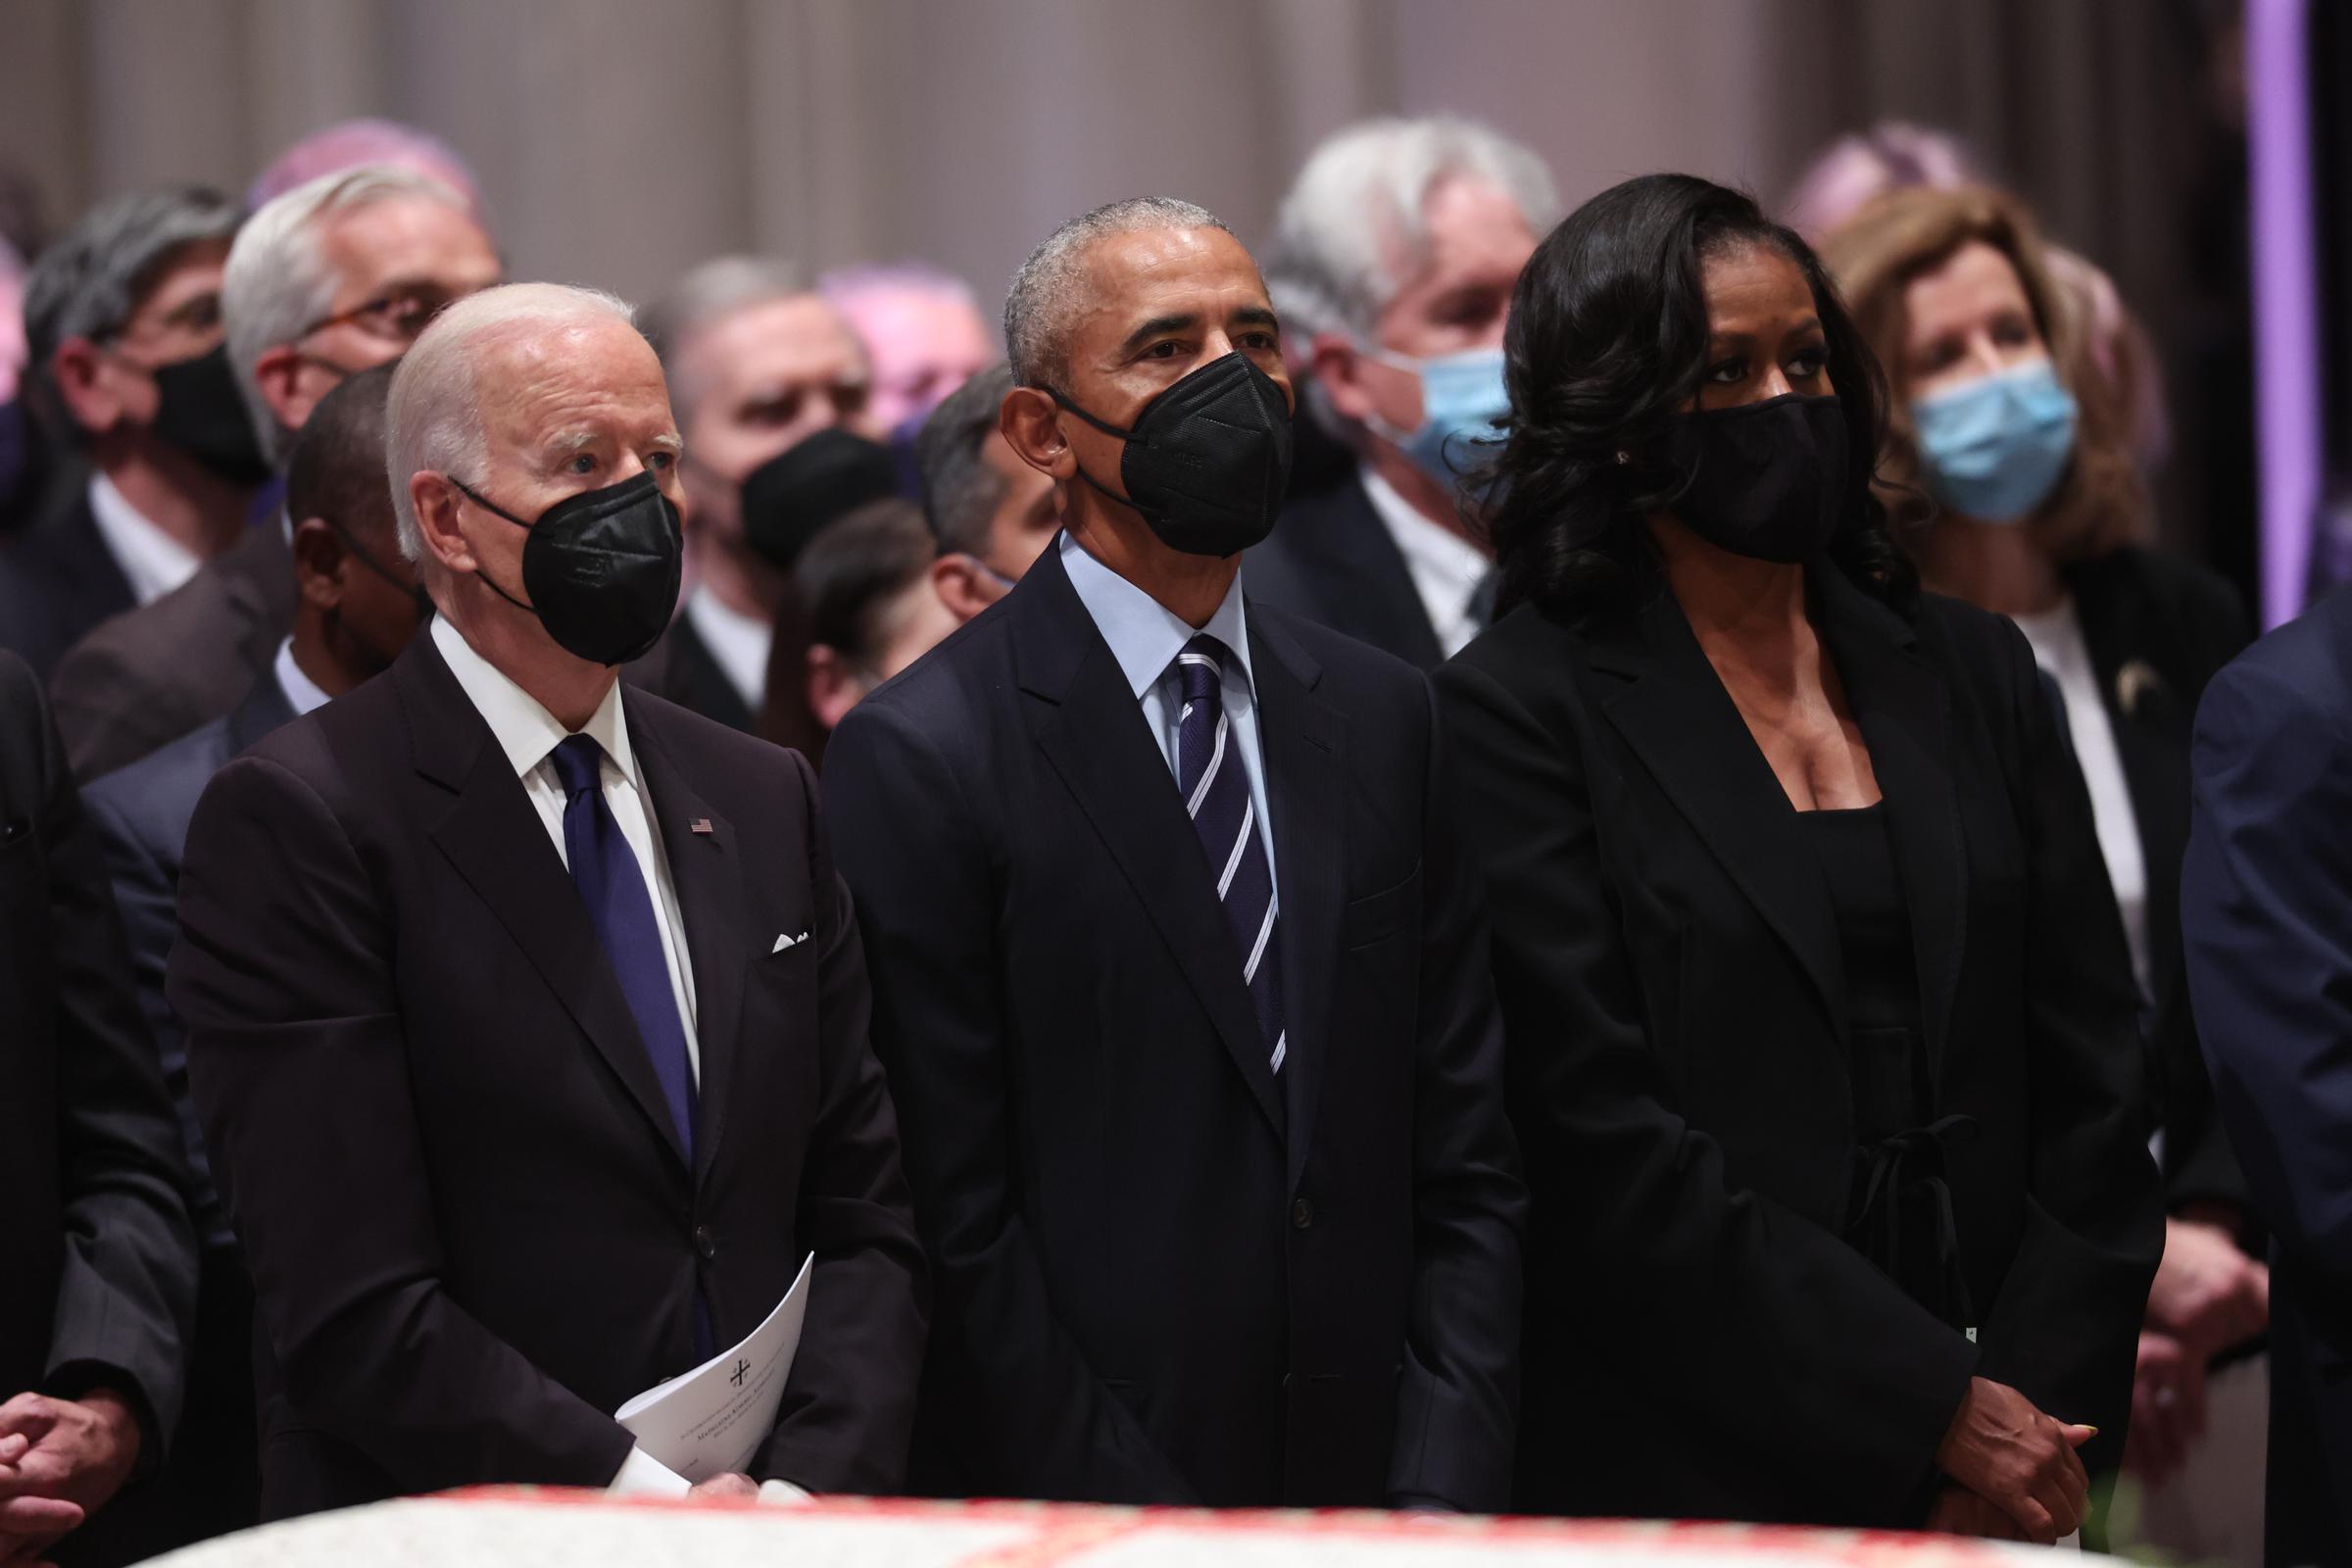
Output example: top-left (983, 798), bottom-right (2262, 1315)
top-left (1301, 479), bottom-right (1445, 667)
top-left (398, 637), bottom-right (691, 1170)
top-left (1013, 550), bottom-right (1286, 1139)
top-left (1592, 586), bottom-right (1846, 1043)
top-left (1250, 612), bottom-right (1343, 1186)
top-left (626, 695), bottom-right (749, 1187)
top-left (1818, 570), bottom-right (1970, 1085)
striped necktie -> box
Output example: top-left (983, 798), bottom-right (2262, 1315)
top-left (1173, 635), bottom-right (1285, 1074)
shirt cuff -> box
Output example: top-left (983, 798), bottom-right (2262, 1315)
top-left (608, 1446), bottom-right (694, 1498)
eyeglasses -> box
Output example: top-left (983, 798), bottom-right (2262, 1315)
top-left (299, 284), bottom-right (466, 347)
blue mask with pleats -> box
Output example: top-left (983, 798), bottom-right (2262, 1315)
top-left (1910, 358), bottom-right (2080, 524)
top-left (1365, 345), bottom-right (1510, 486)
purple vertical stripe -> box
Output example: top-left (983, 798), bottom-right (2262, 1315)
top-left (2250, 0), bottom-right (2322, 628)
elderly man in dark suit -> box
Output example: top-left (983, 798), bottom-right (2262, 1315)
top-left (50, 164), bottom-right (499, 780)
top-left (825, 198), bottom-right (1523, 1511)
top-left (80, 362), bottom-right (423, 1550)
top-left (4, 188), bottom-right (258, 680)
top-left (0, 651), bottom-right (195, 1566)
top-left (1251, 119), bottom-right (1553, 667)
top-left (169, 282), bottom-right (925, 1519)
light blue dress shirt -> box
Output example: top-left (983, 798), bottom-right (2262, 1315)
top-left (1057, 532), bottom-right (1278, 903)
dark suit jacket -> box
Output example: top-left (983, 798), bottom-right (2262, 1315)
top-left (166, 631), bottom-right (926, 1519)
top-left (823, 541), bottom-right (1524, 1512)
top-left (2180, 586), bottom-right (2352, 1565)
top-left (84, 676), bottom-right (296, 1248)
top-left (52, 520), bottom-right (293, 781)
top-left (1251, 472), bottom-right (1447, 669)
top-left (0, 650), bottom-right (195, 1457)
top-left (1434, 563), bottom-right (2161, 1527)
top-left (0, 468), bottom-right (135, 681)
top-left (2060, 547), bottom-right (2254, 1216)
top-left (625, 612), bottom-right (755, 733)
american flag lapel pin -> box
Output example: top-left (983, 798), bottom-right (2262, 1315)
top-left (691, 817), bottom-right (714, 836)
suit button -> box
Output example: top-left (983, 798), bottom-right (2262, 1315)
top-left (1291, 1199), bottom-right (1314, 1230)
top-left (693, 1224), bottom-right (716, 1260)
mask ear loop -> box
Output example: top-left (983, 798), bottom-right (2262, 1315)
top-left (444, 475), bottom-right (540, 615)
top-left (1044, 391), bottom-right (1160, 528)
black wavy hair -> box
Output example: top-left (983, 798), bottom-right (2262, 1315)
top-left (1476, 172), bottom-right (1916, 618)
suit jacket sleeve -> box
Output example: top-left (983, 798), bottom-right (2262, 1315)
top-left (169, 753), bottom-right (635, 1492)
top-left (1969, 619), bottom-right (2162, 1477)
top-left (1387, 678), bottom-right (1526, 1512)
top-left (9, 659), bottom-right (196, 1452)
top-left (824, 700), bottom-right (1196, 1502)
top-left (750, 750), bottom-right (929, 1494)
top-left (2182, 656), bottom-right (2352, 1281)
top-left (1433, 656), bottom-right (1978, 1518)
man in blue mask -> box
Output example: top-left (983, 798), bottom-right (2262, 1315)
top-left (1253, 118), bottom-right (1556, 666)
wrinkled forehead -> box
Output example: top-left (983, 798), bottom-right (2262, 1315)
top-left (1066, 226), bottom-right (1269, 353)
top-left (477, 319), bottom-right (677, 458)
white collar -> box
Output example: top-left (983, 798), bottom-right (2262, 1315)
top-left (1057, 531), bottom-right (1256, 702)
top-left (86, 470), bottom-right (202, 607)
top-left (683, 585), bottom-right (771, 710)
top-left (430, 613), bottom-right (638, 785)
top-left (1357, 463), bottom-right (1489, 592)
top-left (271, 637), bottom-right (334, 718)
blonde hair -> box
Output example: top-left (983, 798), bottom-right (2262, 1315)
top-left (1819, 185), bottom-right (2143, 563)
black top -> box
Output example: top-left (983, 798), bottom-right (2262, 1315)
top-left (1436, 561), bottom-right (2160, 1527)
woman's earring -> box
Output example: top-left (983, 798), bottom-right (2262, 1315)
top-left (1614, 450), bottom-right (1631, 466)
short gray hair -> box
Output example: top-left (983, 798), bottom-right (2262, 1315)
top-left (1003, 196), bottom-right (1232, 390)
top-left (385, 281), bottom-right (636, 563)
top-left (224, 164), bottom-right (472, 466)
top-left (635, 255), bottom-right (804, 424)
top-left (1265, 117), bottom-right (1558, 347)
top-left (913, 362), bottom-right (1015, 557)
top-left (22, 186), bottom-right (241, 441)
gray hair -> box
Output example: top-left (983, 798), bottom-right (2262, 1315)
top-left (22, 186), bottom-right (241, 441)
top-left (224, 164), bottom-right (472, 466)
top-left (1003, 196), bottom-right (1232, 390)
top-left (913, 362), bottom-right (1015, 557)
top-left (635, 255), bottom-right (804, 423)
top-left (1265, 117), bottom-right (1557, 347)
top-left (385, 281), bottom-right (637, 563)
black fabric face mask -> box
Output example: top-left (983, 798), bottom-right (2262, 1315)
top-left (739, 427), bottom-right (901, 571)
top-left (1052, 350), bottom-right (1294, 559)
top-left (147, 343), bottom-right (273, 486)
top-left (450, 469), bottom-right (682, 666)
top-left (1660, 393), bottom-right (1847, 564)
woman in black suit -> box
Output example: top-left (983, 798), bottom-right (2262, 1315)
top-left (1434, 174), bottom-right (2161, 1541)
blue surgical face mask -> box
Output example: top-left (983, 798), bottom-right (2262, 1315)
top-left (1910, 357), bottom-right (2080, 524)
top-left (1363, 344), bottom-right (1510, 486)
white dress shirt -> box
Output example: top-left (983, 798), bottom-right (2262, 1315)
top-left (1357, 464), bottom-right (1490, 659)
top-left (684, 584), bottom-right (772, 712)
top-left (2008, 598), bottom-right (2151, 994)
top-left (87, 470), bottom-right (202, 607)
top-left (1058, 531), bottom-right (1278, 902)
top-left (431, 616), bottom-right (712, 1498)
top-left (271, 638), bottom-right (333, 719)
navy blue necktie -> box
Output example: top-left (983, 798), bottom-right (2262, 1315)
top-left (548, 735), bottom-right (697, 1153)
top-left (1173, 636), bottom-right (1285, 1073)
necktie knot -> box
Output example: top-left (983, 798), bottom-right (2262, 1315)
top-left (1176, 634), bottom-right (1227, 710)
top-left (549, 733), bottom-right (604, 800)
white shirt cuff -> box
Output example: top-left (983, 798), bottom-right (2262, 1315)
top-left (608, 1446), bottom-right (694, 1497)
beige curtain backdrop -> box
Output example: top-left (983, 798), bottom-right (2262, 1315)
top-left (0, 0), bottom-right (2199, 339)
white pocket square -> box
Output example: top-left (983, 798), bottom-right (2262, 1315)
top-left (770, 931), bottom-right (809, 954)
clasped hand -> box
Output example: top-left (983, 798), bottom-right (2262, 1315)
top-left (0, 1390), bottom-right (141, 1566)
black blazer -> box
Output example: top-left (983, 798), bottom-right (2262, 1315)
top-left (2061, 546), bottom-right (2253, 1214)
top-left (0, 468), bottom-right (135, 680)
top-left (0, 651), bottom-right (195, 1461)
top-left (1250, 472), bottom-right (1447, 669)
top-left (52, 519), bottom-right (294, 782)
top-left (1434, 563), bottom-right (2162, 1527)
top-left (625, 612), bottom-right (755, 734)
top-left (166, 631), bottom-right (926, 1519)
top-left (823, 541), bottom-right (1524, 1512)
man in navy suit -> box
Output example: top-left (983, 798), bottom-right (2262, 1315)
top-left (825, 197), bottom-right (1523, 1510)
top-left (2182, 588), bottom-right (2352, 1564)
top-left (80, 363), bottom-right (422, 1548)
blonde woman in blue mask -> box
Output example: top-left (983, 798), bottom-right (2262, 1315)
top-left (1825, 185), bottom-right (2266, 1560)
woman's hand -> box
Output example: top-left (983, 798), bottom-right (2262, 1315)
top-left (1934, 1376), bottom-right (2093, 1544)
top-left (2147, 1216), bottom-right (2268, 1357)
top-left (1923, 1484), bottom-right (2024, 1540)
